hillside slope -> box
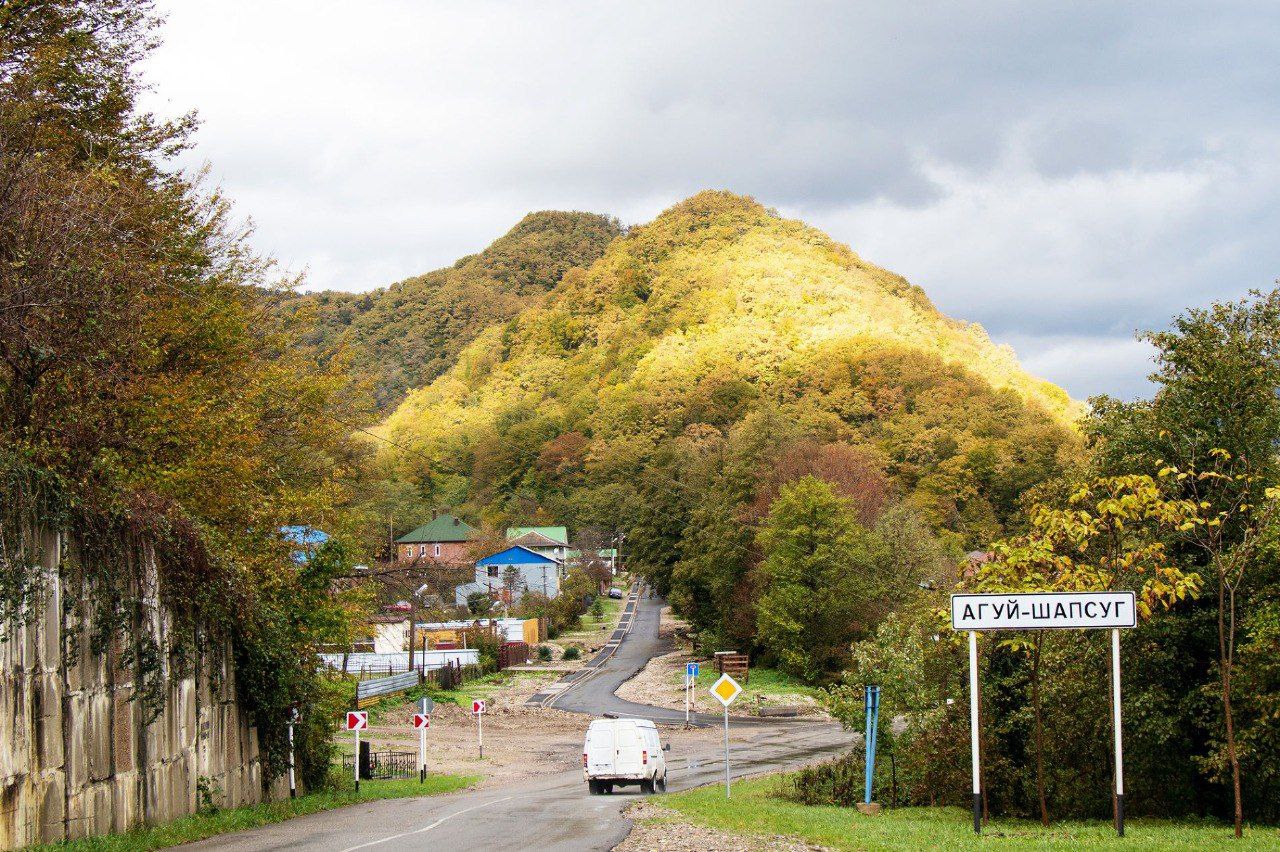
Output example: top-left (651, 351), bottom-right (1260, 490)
top-left (381, 191), bottom-right (1079, 548)
top-left (277, 210), bottom-right (621, 407)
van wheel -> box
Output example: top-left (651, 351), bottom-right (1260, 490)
top-left (604, 783), bottom-right (614, 794)
top-left (588, 780), bottom-right (602, 795)
top-left (657, 775), bottom-right (667, 793)
top-left (641, 778), bottom-right (655, 795)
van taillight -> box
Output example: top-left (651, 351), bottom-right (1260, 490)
top-left (583, 753), bottom-right (588, 767)
top-left (642, 750), bottom-right (648, 765)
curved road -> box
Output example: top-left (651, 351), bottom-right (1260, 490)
top-left (183, 590), bottom-right (855, 851)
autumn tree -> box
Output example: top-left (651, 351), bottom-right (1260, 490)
top-left (1, 0), bottom-right (363, 782)
top-left (1088, 289), bottom-right (1280, 832)
top-left (755, 477), bottom-right (881, 682)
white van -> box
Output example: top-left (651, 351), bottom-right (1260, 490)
top-left (583, 718), bottom-right (669, 795)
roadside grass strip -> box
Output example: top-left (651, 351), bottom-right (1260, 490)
top-left (660, 776), bottom-right (1280, 850)
top-left (31, 775), bottom-right (478, 852)
top-left (684, 665), bottom-right (824, 706)
top-left (558, 597), bottom-right (624, 643)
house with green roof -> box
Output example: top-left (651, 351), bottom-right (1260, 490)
top-left (395, 513), bottom-right (477, 563)
top-left (506, 526), bottom-right (568, 544)
top-left (505, 526), bottom-right (568, 569)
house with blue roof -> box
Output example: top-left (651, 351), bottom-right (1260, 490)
top-left (454, 544), bottom-right (561, 607)
top-left (280, 525), bottom-right (329, 563)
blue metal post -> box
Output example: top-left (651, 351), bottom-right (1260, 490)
top-left (864, 685), bottom-right (881, 804)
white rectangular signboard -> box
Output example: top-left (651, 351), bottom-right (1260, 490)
top-left (951, 591), bottom-right (1137, 631)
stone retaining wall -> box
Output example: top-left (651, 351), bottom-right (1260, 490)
top-left (0, 531), bottom-right (278, 848)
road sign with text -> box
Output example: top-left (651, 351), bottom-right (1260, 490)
top-left (951, 591), bottom-right (1137, 631)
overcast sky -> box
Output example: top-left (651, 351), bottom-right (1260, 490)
top-left (142, 1), bottom-right (1280, 401)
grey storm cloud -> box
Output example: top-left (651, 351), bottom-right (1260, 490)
top-left (142, 0), bottom-right (1280, 401)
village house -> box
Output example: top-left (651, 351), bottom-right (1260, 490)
top-left (394, 512), bottom-right (477, 563)
top-left (454, 544), bottom-right (561, 606)
top-left (505, 525), bottom-right (568, 561)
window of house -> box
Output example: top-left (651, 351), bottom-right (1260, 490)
top-left (434, 543), bottom-right (441, 558)
top-left (419, 544), bottom-right (426, 557)
top-left (487, 566), bottom-right (499, 577)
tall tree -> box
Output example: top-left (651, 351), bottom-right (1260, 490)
top-left (1087, 290), bottom-right (1280, 834)
top-left (754, 476), bottom-right (879, 682)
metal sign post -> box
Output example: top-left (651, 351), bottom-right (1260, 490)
top-left (1112, 628), bottom-right (1125, 837)
top-left (287, 706), bottom-right (299, 799)
top-left (951, 591), bottom-right (1136, 836)
top-left (345, 711), bottom-right (368, 793)
top-left (413, 696), bottom-right (433, 783)
top-left (685, 662), bottom-right (699, 726)
top-left (968, 631), bottom-right (981, 833)
top-left (863, 685), bottom-right (881, 806)
top-left (710, 674), bottom-right (742, 797)
top-left (473, 699), bottom-right (486, 758)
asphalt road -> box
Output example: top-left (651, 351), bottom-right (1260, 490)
top-left (540, 587), bottom-right (713, 724)
top-left (183, 591), bottom-right (856, 850)
top-left (184, 723), bottom-right (852, 852)
top-left (537, 587), bottom-right (792, 727)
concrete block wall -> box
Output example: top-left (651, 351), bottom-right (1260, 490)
top-left (0, 531), bottom-right (275, 849)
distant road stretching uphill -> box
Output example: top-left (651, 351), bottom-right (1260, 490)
top-left (532, 587), bottom-right (803, 727)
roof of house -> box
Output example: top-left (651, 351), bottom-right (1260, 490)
top-left (507, 531), bottom-right (564, 550)
top-left (476, 545), bottom-right (559, 567)
top-left (506, 526), bottom-right (568, 544)
top-left (396, 514), bottom-right (477, 544)
top-left (280, 525), bottom-right (329, 547)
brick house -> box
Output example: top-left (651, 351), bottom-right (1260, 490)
top-left (394, 513), bottom-right (477, 563)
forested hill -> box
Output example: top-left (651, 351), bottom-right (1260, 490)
top-left (378, 191), bottom-right (1080, 569)
top-left (276, 210), bottom-right (621, 407)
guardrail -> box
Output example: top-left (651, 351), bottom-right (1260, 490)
top-left (356, 670), bottom-right (420, 708)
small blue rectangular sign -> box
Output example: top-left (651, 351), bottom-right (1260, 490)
top-left (687, 662), bottom-right (699, 679)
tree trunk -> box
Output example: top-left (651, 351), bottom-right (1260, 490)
top-left (1032, 631), bottom-right (1049, 826)
top-left (1219, 579), bottom-right (1243, 838)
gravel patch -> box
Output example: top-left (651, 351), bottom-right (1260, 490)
top-left (615, 802), bottom-right (828, 851)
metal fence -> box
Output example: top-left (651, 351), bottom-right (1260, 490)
top-left (319, 649), bottom-right (480, 678)
top-left (342, 749), bottom-right (419, 781)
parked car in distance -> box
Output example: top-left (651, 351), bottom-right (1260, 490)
top-left (583, 718), bottom-right (668, 795)
top-left (608, 587), bottom-right (624, 599)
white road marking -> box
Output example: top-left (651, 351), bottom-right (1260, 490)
top-left (339, 794), bottom-right (523, 851)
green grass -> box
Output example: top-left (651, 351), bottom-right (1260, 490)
top-left (558, 596), bottom-right (624, 643)
top-left (686, 664), bottom-right (825, 705)
top-left (420, 669), bottom-right (549, 708)
top-left (33, 774), bottom-right (478, 851)
top-left (660, 776), bottom-right (1280, 850)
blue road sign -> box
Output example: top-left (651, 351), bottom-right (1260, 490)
top-left (687, 662), bottom-right (700, 680)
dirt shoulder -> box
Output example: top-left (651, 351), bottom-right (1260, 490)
top-left (350, 666), bottom-right (725, 788)
top-left (352, 671), bottom-right (587, 787)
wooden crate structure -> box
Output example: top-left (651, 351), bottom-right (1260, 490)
top-left (714, 651), bottom-right (749, 684)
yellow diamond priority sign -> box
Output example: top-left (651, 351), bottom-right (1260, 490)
top-left (711, 673), bottom-right (742, 707)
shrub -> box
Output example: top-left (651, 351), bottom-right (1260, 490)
top-left (563, 645), bottom-right (582, 661)
top-left (781, 752), bottom-right (863, 806)
top-left (536, 644), bottom-right (553, 662)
